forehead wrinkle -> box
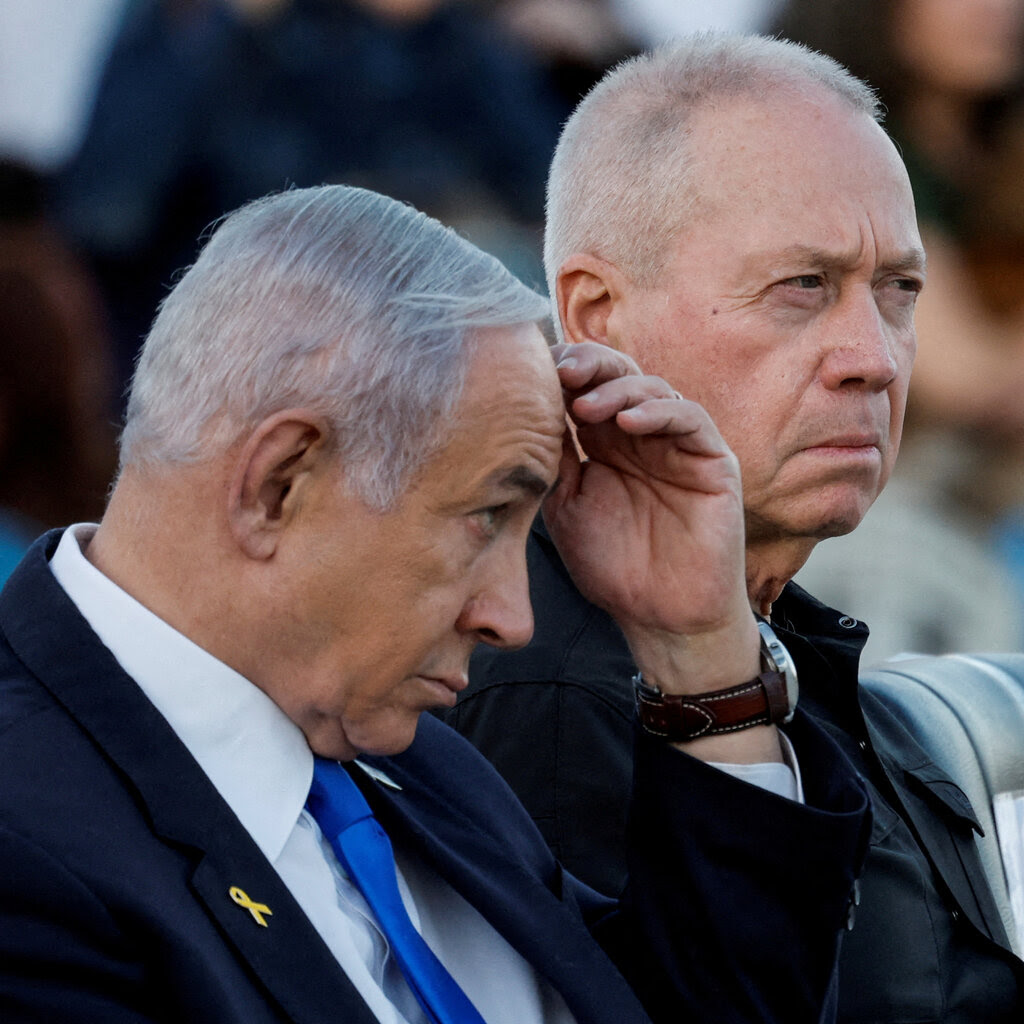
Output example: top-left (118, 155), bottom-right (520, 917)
top-left (743, 240), bottom-right (925, 279)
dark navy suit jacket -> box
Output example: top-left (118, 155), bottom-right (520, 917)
top-left (0, 532), bottom-right (869, 1023)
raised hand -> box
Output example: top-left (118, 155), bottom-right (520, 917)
top-left (544, 342), bottom-right (761, 702)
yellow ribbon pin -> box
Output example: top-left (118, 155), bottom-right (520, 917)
top-left (229, 886), bottom-right (273, 927)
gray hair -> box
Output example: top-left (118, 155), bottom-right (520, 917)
top-left (544, 32), bottom-right (881, 333)
top-left (120, 185), bottom-right (550, 508)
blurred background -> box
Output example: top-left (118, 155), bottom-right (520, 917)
top-left (2, 0), bottom-right (1023, 665)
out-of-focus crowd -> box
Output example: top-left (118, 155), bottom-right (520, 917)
top-left (2, 0), bottom-right (1024, 665)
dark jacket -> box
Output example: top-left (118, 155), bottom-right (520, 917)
top-left (0, 530), bottom-right (869, 1023)
top-left (452, 521), bottom-right (1024, 1023)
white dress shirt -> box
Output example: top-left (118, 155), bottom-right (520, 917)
top-left (49, 524), bottom-right (576, 1024)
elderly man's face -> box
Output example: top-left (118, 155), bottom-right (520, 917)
top-left (613, 92), bottom-right (924, 548)
top-left (273, 323), bottom-right (564, 760)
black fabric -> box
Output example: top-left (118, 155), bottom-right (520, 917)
top-left (450, 519), bottom-right (1024, 1023)
top-left (0, 529), bottom-right (869, 1024)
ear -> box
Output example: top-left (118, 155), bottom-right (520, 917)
top-left (555, 253), bottom-right (631, 348)
top-left (227, 409), bottom-right (331, 560)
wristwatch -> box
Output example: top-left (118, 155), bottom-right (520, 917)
top-left (633, 619), bottom-right (798, 741)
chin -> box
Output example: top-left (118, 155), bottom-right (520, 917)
top-left (809, 477), bottom-right (885, 537)
top-left (339, 714), bottom-right (424, 761)
top-left (809, 500), bottom-right (875, 541)
top-left (302, 710), bottom-right (419, 762)
top-left (764, 502), bottom-right (871, 546)
top-left (814, 518), bottom-right (862, 541)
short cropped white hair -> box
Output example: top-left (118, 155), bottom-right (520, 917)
top-left (120, 185), bottom-right (550, 508)
top-left (544, 32), bottom-right (881, 333)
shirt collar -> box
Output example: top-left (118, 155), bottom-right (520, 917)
top-left (48, 524), bottom-right (313, 864)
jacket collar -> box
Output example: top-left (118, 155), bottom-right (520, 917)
top-left (773, 579), bottom-right (1012, 947)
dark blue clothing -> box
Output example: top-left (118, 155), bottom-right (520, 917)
top-left (0, 529), bottom-right (870, 1023)
top-left (54, 0), bottom-right (565, 387)
top-left (451, 520), bottom-right (1024, 1022)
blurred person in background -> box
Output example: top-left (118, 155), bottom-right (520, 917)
top-left (608, 0), bottom-right (783, 46)
top-left (0, 161), bottom-right (117, 581)
top-left (481, 0), bottom-right (638, 110)
top-left (53, 0), bottom-right (570, 396)
top-left (774, 0), bottom-right (1024, 661)
top-left (0, 0), bottom-right (127, 172)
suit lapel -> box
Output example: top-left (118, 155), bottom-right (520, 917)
top-left (187, 853), bottom-right (378, 1024)
top-left (0, 533), bottom-right (378, 1024)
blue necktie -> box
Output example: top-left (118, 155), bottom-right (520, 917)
top-left (306, 757), bottom-right (487, 1024)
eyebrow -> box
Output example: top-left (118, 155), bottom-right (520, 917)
top-left (746, 243), bottom-right (928, 276)
top-left (885, 248), bottom-right (929, 275)
top-left (492, 466), bottom-right (556, 500)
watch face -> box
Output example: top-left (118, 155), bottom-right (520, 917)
top-left (757, 620), bottom-right (799, 719)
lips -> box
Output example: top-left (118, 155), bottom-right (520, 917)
top-left (809, 432), bottom-right (883, 450)
top-left (424, 674), bottom-right (469, 693)
top-left (418, 673), bottom-right (469, 709)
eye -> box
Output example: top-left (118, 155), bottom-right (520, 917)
top-left (878, 275), bottom-right (923, 311)
top-left (892, 276), bottom-right (923, 294)
top-left (470, 503), bottom-right (511, 538)
top-left (783, 274), bottom-right (824, 289)
top-left (768, 273), bottom-right (828, 311)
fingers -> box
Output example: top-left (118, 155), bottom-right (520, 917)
top-left (554, 344), bottom-right (676, 416)
top-left (615, 396), bottom-right (712, 439)
top-left (572, 377), bottom-right (684, 425)
top-left (552, 342), bottom-right (642, 391)
top-left (563, 357), bottom-right (725, 452)
top-left (552, 340), bottom-right (731, 461)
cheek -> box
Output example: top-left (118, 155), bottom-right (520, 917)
top-left (703, 369), bottom-right (796, 456)
top-left (669, 319), bottom-right (795, 424)
top-left (886, 347), bottom-right (913, 423)
top-left (627, 336), bottom-right (685, 391)
top-left (886, 385), bottom-right (910, 452)
top-left (731, 432), bottom-right (781, 495)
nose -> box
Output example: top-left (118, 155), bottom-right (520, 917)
top-left (819, 290), bottom-right (901, 392)
top-left (455, 542), bottom-right (535, 651)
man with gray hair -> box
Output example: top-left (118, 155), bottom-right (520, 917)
top-left (0, 183), bottom-right (869, 1022)
top-left (451, 33), bottom-right (1024, 1022)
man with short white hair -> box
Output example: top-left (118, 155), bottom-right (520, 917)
top-left (452, 33), bottom-right (1024, 1022)
top-left (0, 184), bottom-right (869, 1022)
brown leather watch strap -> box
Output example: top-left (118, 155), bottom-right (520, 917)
top-left (634, 670), bottom-right (788, 741)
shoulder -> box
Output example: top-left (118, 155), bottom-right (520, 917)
top-left (0, 530), bottom-right (86, 746)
